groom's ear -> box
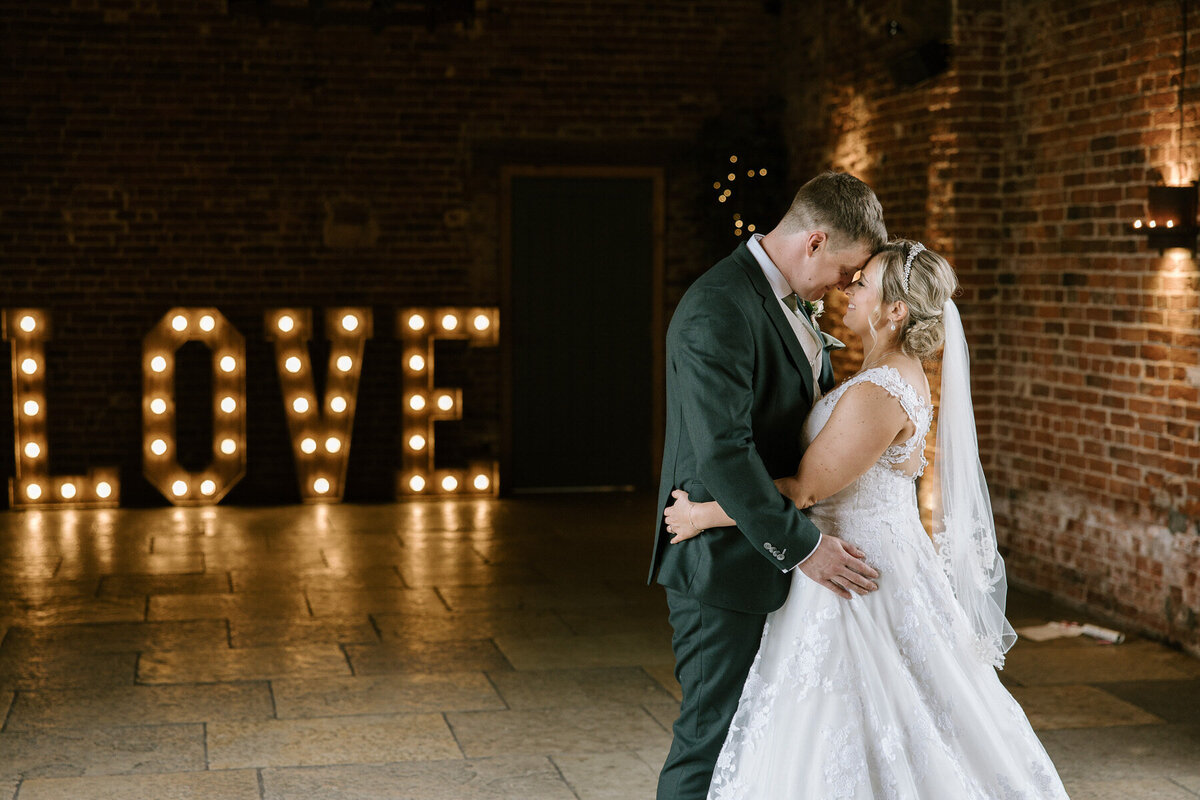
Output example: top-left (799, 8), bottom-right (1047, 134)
top-left (806, 230), bottom-right (827, 255)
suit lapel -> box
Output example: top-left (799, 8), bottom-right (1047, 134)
top-left (734, 247), bottom-right (816, 402)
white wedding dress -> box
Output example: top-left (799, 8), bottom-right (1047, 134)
top-left (708, 366), bottom-right (1069, 800)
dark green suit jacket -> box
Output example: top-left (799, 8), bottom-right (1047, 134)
top-left (648, 243), bottom-right (840, 613)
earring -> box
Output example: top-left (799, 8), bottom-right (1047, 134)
top-left (890, 322), bottom-right (896, 331)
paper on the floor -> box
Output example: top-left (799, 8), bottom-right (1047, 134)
top-left (1018, 621), bottom-right (1085, 642)
top-left (1016, 621), bottom-right (1126, 644)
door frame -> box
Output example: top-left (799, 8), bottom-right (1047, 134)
top-left (499, 165), bottom-right (665, 493)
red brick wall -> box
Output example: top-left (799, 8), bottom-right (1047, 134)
top-left (994, 0), bottom-right (1200, 654)
top-left (783, 0), bottom-right (1200, 655)
top-left (2, 0), bottom-right (781, 504)
top-left (7, 0), bottom-right (1198, 653)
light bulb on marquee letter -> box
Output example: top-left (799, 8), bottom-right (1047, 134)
top-left (265, 307), bottom-right (373, 503)
top-left (142, 307), bottom-right (247, 506)
top-left (396, 306), bottom-right (499, 497)
top-left (4, 309), bottom-right (121, 508)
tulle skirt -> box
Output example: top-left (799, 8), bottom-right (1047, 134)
top-left (707, 506), bottom-right (1069, 800)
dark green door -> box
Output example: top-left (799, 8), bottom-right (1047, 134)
top-left (509, 175), bottom-right (656, 490)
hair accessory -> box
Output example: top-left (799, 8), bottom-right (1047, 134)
top-left (902, 242), bottom-right (925, 293)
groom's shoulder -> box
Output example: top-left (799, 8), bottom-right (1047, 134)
top-left (684, 246), bottom-right (756, 299)
top-left (670, 252), bottom-right (760, 341)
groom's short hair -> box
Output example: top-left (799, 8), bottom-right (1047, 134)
top-left (777, 171), bottom-right (887, 251)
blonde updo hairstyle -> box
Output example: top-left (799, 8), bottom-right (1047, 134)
top-left (868, 239), bottom-right (959, 361)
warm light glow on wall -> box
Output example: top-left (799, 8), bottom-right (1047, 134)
top-left (396, 306), bottom-right (499, 497)
top-left (266, 307), bottom-right (372, 503)
top-left (142, 307), bottom-right (247, 506)
top-left (4, 309), bottom-right (120, 509)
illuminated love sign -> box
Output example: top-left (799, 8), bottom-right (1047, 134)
top-left (142, 308), bottom-right (248, 506)
top-left (396, 306), bottom-right (499, 497)
top-left (3, 306), bottom-right (499, 509)
top-left (265, 307), bottom-right (371, 504)
top-left (4, 310), bottom-right (119, 508)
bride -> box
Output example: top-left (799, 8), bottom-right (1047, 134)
top-left (663, 240), bottom-right (1069, 799)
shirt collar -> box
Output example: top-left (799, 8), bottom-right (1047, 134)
top-left (746, 233), bottom-right (794, 302)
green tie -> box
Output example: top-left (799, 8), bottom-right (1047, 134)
top-left (783, 293), bottom-right (809, 320)
top-left (784, 293), bottom-right (821, 344)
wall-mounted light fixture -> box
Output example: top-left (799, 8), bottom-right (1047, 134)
top-left (1134, 183), bottom-right (1198, 254)
top-left (1134, 1), bottom-right (1198, 255)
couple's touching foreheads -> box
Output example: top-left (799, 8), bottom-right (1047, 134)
top-left (649, 172), bottom-right (1069, 799)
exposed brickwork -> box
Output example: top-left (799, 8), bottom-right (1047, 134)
top-left (5, 0), bottom-right (1199, 652)
top-left (994, 0), bottom-right (1200, 654)
top-left (2, 0), bottom-right (780, 504)
top-left (784, 0), bottom-right (1200, 655)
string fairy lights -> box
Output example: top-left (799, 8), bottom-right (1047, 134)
top-left (713, 154), bottom-right (770, 238)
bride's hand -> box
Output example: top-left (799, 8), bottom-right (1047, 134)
top-left (664, 489), bottom-right (706, 543)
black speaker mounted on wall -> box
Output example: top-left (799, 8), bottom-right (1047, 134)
top-left (886, 39), bottom-right (951, 87)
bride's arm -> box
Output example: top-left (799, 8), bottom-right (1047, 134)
top-left (777, 382), bottom-right (909, 508)
top-left (664, 382), bottom-right (909, 542)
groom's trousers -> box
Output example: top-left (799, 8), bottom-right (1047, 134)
top-left (657, 588), bottom-right (767, 800)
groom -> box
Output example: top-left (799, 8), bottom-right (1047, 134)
top-left (648, 171), bottom-right (888, 799)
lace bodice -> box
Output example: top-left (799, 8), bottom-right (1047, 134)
top-left (804, 365), bottom-right (934, 479)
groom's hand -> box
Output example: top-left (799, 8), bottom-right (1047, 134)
top-left (799, 536), bottom-right (880, 599)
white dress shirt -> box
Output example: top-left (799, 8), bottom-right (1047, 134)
top-left (747, 234), bottom-right (823, 401)
top-left (745, 234), bottom-right (823, 568)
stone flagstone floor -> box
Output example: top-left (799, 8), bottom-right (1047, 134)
top-left (0, 493), bottom-right (1198, 799)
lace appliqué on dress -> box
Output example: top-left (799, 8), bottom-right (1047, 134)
top-left (705, 364), bottom-right (1069, 800)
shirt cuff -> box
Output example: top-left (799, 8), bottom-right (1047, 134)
top-left (785, 533), bottom-right (822, 572)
